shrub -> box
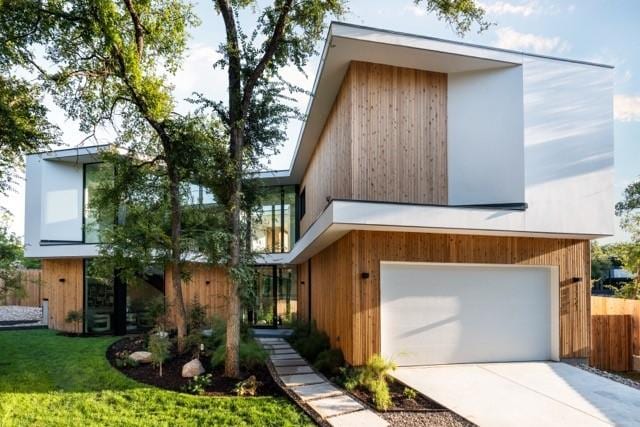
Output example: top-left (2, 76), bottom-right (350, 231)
top-left (403, 387), bottom-right (417, 400)
top-left (370, 377), bottom-right (392, 411)
top-left (359, 354), bottom-right (396, 411)
top-left (64, 310), bottom-right (83, 334)
top-left (187, 299), bottom-right (208, 332)
top-left (183, 374), bottom-right (212, 395)
top-left (210, 337), bottom-right (267, 371)
top-left (148, 331), bottom-right (172, 377)
top-left (337, 366), bottom-right (361, 392)
top-left (290, 323), bottom-right (330, 363)
top-left (313, 348), bottom-right (345, 377)
top-left (233, 375), bottom-right (261, 396)
top-left (114, 351), bottom-right (139, 368)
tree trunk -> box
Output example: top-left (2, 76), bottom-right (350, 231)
top-left (225, 127), bottom-right (243, 378)
top-left (168, 161), bottom-right (187, 352)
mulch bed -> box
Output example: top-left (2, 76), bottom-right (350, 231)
top-left (338, 377), bottom-right (475, 426)
top-left (106, 335), bottom-right (283, 397)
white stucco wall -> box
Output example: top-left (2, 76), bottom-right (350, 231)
top-left (448, 66), bottom-right (524, 205)
top-left (24, 155), bottom-right (99, 258)
top-left (522, 57), bottom-right (614, 235)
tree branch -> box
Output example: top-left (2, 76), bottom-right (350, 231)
top-left (241, 0), bottom-right (293, 116)
top-left (122, 0), bottom-right (145, 57)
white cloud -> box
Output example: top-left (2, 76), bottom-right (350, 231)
top-left (494, 27), bottom-right (570, 54)
top-left (479, 1), bottom-right (538, 16)
top-left (403, 3), bottom-right (426, 17)
top-left (614, 95), bottom-right (640, 122)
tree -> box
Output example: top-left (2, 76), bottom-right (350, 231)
top-left (0, 213), bottom-right (36, 302)
top-left (0, 3), bottom-right (58, 199)
top-left (614, 179), bottom-right (640, 299)
top-left (0, 0), bottom-right (200, 350)
top-left (207, 0), bottom-right (490, 377)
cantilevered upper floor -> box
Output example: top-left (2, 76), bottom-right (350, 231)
top-left (25, 22), bottom-right (615, 262)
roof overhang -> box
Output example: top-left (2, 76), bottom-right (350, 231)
top-left (274, 22), bottom-right (613, 185)
top-left (29, 144), bottom-right (125, 164)
top-left (255, 200), bottom-right (609, 265)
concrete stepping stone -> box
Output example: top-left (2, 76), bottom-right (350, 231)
top-left (293, 382), bottom-right (343, 401)
top-left (270, 353), bottom-right (302, 360)
top-left (269, 344), bottom-right (292, 350)
top-left (275, 365), bottom-right (314, 376)
top-left (307, 394), bottom-right (363, 418)
top-left (257, 338), bottom-right (284, 343)
top-left (271, 349), bottom-right (297, 355)
top-left (328, 410), bottom-right (389, 427)
top-left (271, 358), bottom-right (307, 367)
top-left (280, 373), bottom-right (325, 387)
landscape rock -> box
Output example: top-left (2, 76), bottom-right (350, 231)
top-left (128, 351), bottom-right (152, 364)
top-left (182, 358), bottom-right (205, 378)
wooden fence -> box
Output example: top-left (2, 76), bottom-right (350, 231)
top-left (591, 296), bottom-right (640, 371)
top-left (0, 269), bottom-right (44, 307)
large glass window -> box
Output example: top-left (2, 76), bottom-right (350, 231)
top-left (251, 186), bottom-right (297, 253)
top-left (84, 163), bottom-right (110, 243)
top-left (246, 266), bottom-right (297, 327)
top-left (85, 260), bottom-right (114, 334)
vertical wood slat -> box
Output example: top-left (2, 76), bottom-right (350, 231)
top-left (592, 296), bottom-right (640, 357)
top-left (0, 269), bottom-right (43, 307)
top-left (299, 61), bottom-right (448, 235)
top-left (165, 263), bottom-right (229, 324)
top-left (303, 231), bottom-right (590, 366)
top-left (41, 259), bottom-right (84, 333)
top-left (590, 315), bottom-right (632, 372)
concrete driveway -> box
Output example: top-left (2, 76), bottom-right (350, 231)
top-left (393, 362), bottom-right (640, 426)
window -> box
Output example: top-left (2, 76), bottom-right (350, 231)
top-left (251, 186), bottom-right (297, 253)
top-left (84, 163), bottom-right (111, 243)
top-left (299, 188), bottom-right (306, 219)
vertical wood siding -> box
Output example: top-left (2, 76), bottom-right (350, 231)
top-left (165, 263), bottom-right (229, 323)
top-left (0, 269), bottom-right (43, 307)
top-left (42, 259), bottom-right (84, 333)
top-left (302, 231), bottom-right (590, 366)
top-left (350, 62), bottom-right (448, 205)
top-left (299, 70), bottom-right (353, 234)
top-left (299, 62), bottom-right (448, 234)
top-left (590, 315), bottom-right (633, 371)
top-left (592, 296), bottom-right (640, 357)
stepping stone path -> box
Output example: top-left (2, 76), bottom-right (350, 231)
top-left (257, 337), bottom-right (388, 427)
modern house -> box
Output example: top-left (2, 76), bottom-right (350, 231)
top-left (24, 23), bottom-right (614, 367)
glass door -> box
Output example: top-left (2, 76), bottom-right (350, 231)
top-left (247, 266), bottom-right (297, 327)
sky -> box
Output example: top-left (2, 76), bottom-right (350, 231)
top-left (1, 0), bottom-right (639, 243)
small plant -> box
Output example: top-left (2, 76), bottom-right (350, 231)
top-left (313, 348), bottom-right (345, 377)
top-left (210, 337), bottom-right (267, 370)
top-left (187, 299), bottom-right (208, 332)
top-left (403, 386), bottom-right (417, 400)
top-left (337, 366), bottom-right (361, 392)
top-left (114, 350), bottom-right (139, 368)
top-left (360, 354), bottom-right (396, 411)
top-left (148, 331), bottom-right (172, 377)
top-left (290, 323), bottom-right (330, 362)
top-left (183, 373), bottom-right (212, 395)
top-left (64, 310), bottom-right (83, 334)
top-left (233, 375), bottom-right (261, 396)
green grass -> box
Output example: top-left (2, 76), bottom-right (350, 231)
top-left (0, 330), bottom-right (312, 427)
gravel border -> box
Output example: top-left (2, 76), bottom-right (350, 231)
top-left (572, 363), bottom-right (640, 391)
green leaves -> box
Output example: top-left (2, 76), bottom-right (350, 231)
top-left (415, 0), bottom-right (492, 36)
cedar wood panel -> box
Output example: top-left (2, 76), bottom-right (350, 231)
top-left (298, 231), bottom-right (591, 366)
top-left (165, 263), bottom-right (229, 323)
top-left (42, 259), bottom-right (84, 333)
top-left (299, 61), bottom-right (448, 234)
top-left (592, 296), bottom-right (640, 357)
top-left (42, 260), bottom-right (230, 332)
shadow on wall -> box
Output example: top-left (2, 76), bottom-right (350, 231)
top-left (524, 59), bottom-right (613, 187)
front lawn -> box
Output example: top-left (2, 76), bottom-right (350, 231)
top-left (0, 329), bottom-right (312, 426)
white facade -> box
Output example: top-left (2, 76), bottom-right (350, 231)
top-left (24, 23), bottom-right (615, 262)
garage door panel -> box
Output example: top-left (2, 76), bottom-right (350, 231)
top-left (381, 263), bottom-right (556, 366)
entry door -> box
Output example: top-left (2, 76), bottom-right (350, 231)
top-left (380, 262), bottom-right (559, 366)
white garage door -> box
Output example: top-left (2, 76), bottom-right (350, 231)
top-left (381, 262), bottom-right (559, 366)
